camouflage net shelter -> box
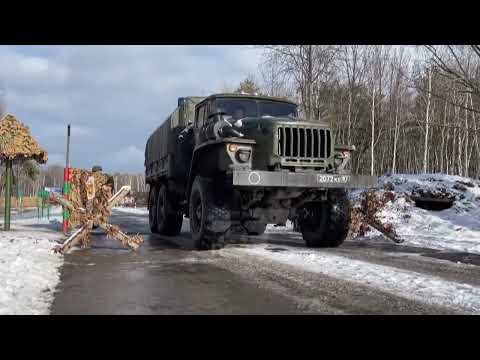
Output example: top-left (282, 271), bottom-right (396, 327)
top-left (0, 114), bottom-right (48, 230)
top-left (0, 114), bottom-right (48, 164)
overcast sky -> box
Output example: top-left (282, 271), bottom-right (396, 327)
top-left (0, 45), bottom-right (263, 173)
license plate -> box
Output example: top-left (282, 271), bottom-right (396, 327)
top-left (316, 174), bottom-right (350, 184)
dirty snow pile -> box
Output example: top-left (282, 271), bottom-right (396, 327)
top-left (0, 208), bottom-right (64, 315)
top-left (354, 174), bottom-right (480, 254)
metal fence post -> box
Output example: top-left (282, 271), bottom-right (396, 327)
top-left (4, 160), bottom-right (12, 231)
top-left (63, 124), bottom-right (71, 234)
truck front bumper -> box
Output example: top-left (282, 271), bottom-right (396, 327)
top-left (232, 170), bottom-right (377, 189)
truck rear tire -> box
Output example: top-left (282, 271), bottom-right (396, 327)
top-left (157, 184), bottom-right (183, 236)
top-left (189, 176), bottom-right (230, 250)
top-left (301, 190), bottom-right (351, 248)
top-left (148, 186), bottom-right (159, 233)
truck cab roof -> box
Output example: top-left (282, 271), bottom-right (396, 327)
top-left (196, 93), bottom-right (297, 108)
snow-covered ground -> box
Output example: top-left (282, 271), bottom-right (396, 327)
top-left (355, 174), bottom-right (480, 254)
top-left (223, 243), bottom-right (480, 314)
top-left (0, 207), bottom-right (64, 315)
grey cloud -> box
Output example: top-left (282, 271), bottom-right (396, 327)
top-left (0, 45), bottom-right (262, 172)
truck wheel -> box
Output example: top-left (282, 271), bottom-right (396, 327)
top-left (301, 190), bottom-right (351, 248)
top-left (148, 186), bottom-right (159, 233)
top-left (189, 176), bottom-right (230, 250)
top-left (157, 184), bottom-right (183, 236)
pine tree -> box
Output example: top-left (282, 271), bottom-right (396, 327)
top-left (235, 77), bottom-right (261, 95)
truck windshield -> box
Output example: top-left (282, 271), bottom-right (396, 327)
top-left (216, 99), bottom-right (297, 120)
top-left (259, 101), bottom-right (297, 118)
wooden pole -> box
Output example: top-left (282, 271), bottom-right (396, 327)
top-left (4, 159), bottom-right (12, 230)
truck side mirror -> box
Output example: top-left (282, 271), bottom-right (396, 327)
top-left (178, 97), bottom-right (185, 107)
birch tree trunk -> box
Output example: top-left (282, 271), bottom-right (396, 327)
top-left (347, 91), bottom-right (352, 145)
top-left (392, 95), bottom-right (401, 174)
top-left (371, 83), bottom-right (375, 176)
top-left (423, 66), bottom-right (432, 174)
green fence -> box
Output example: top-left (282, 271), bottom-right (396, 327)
top-left (36, 190), bottom-right (51, 220)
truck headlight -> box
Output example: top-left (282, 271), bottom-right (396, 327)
top-left (227, 143), bottom-right (252, 165)
top-left (236, 149), bottom-right (251, 163)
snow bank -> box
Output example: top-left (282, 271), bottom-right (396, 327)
top-left (0, 210), bottom-right (64, 314)
top-left (228, 244), bottom-right (480, 314)
top-left (355, 174), bottom-right (480, 254)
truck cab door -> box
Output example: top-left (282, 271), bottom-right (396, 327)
top-left (194, 103), bottom-right (207, 147)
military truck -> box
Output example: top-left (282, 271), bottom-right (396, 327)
top-left (145, 94), bottom-right (376, 250)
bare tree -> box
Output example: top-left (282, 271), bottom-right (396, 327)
top-left (424, 45), bottom-right (480, 97)
top-left (339, 45), bottom-right (368, 145)
top-left (261, 45), bottom-right (338, 120)
top-left (423, 65), bottom-right (433, 173)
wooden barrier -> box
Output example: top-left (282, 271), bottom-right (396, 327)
top-left (0, 196), bottom-right (38, 209)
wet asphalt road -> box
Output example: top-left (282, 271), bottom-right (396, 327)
top-left (51, 210), bottom-right (480, 315)
top-left (51, 212), bottom-right (302, 314)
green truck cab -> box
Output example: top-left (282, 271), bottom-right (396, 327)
top-left (145, 94), bottom-right (376, 249)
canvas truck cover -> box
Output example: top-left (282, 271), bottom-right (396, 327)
top-left (145, 96), bottom-right (204, 179)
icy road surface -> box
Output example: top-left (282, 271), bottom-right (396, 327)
top-left (50, 208), bottom-right (480, 315)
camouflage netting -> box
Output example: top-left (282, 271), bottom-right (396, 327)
top-left (53, 167), bottom-right (143, 253)
top-left (69, 168), bottom-right (111, 227)
top-left (0, 114), bottom-right (48, 163)
top-left (350, 189), bottom-right (402, 243)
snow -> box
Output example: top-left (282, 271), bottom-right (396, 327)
top-left (353, 174), bottom-right (480, 254)
top-left (265, 220), bottom-right (296, 235)
top-left (226, 243), bottom-right (480, 314)
top-left (112, 207), bottom-right (149, 215)
top-left (0, 207), bottom-right (64, 314)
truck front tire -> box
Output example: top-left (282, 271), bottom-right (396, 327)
top-left (189, 176), bottom-right (230, 250)
top-left (157, 184), bottom-right (183, 236)
top-left (301, 189), bottom-right (351, 248)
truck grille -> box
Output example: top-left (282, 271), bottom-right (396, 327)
top-left (277, 126), bottom-right (331, 161)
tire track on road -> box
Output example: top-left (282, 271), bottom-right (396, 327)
top-left (193, 246), bottom-right (454, 314)
top-left (213, 244), bottom-right (480, 314)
